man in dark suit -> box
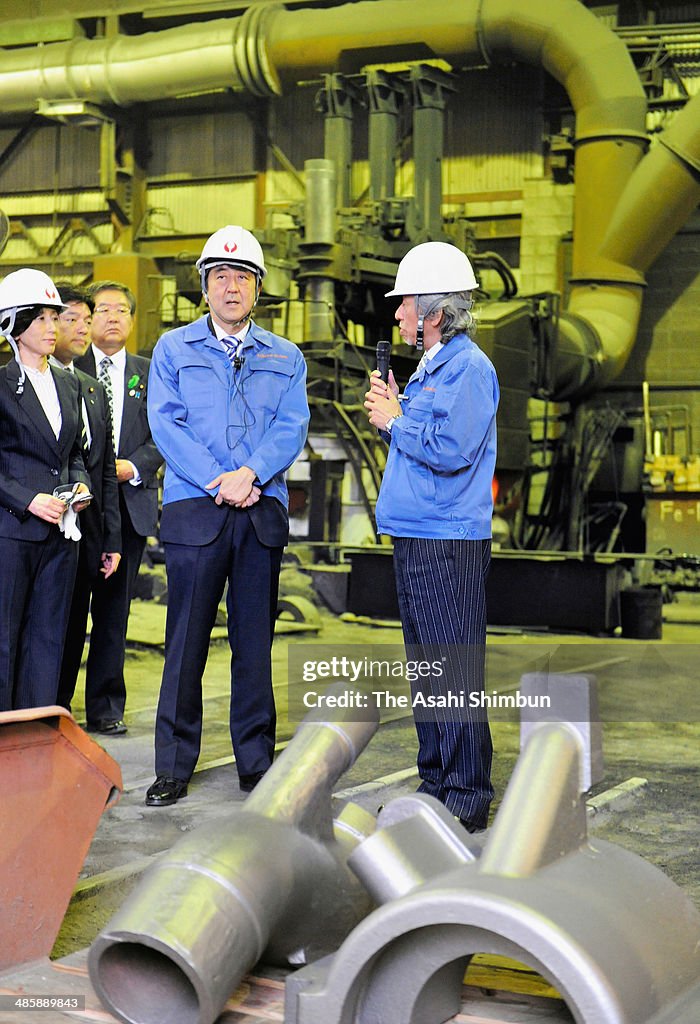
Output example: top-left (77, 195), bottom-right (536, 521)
top-left (75, 280), bottom-right (163, 734)
top-left (51, 284), bottom-right (122, 714)
top-left (144, 226), bottom-right (309, 806)
top-left (0, 269), bottom-right (91, 710)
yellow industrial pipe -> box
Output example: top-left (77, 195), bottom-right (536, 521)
top-left (557, 90), bottom-right (700, 395)
top-left (601, 89), bottom-right (700, 275)
top-left (0, 0), bottom-right (697, 398)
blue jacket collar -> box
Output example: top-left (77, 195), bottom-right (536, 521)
top-left (182, 315), bottom-right (273, 350)
top-left (422, 333), bottom-right (470, 373)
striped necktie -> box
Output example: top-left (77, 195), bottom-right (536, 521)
top-left (80, 404), bottom-right (90, 455)
top-left (61, 361), bottom-right (90, 454)
top-left (222, 336), bottom-right (243, 370)
top-left (98, 356), bottom-right (116, 447)
top-left (98, 356), bottom-right (114, 416)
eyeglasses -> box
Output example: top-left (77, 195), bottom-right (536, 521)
top-left (93, 304), bottom-right (132, 317)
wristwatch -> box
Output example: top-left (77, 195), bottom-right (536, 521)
top-left (385, 416), bottom-right (397, 433)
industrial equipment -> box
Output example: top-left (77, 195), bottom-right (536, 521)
top-left (87, 671), bottom-right (700, 1024)
top-left (286, 675), bottom-right (700, 1024)
top-left (1, 0), bottom-right (699, 597)
top-left (88, 688), bottom-right (379, 1024)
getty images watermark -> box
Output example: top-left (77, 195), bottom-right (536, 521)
top-left (287, 645), bottom-right (553, 721)
top-left (287, 643), bottom-right (700, 724)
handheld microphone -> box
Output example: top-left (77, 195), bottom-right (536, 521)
top-left (376, 340), bottom-right (391, 384)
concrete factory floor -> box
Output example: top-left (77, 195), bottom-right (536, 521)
top-left (2, 582), bottom-right (700, 1023)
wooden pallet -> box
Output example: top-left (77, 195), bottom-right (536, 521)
top-left (0, 952), bottom-right (572, 1024)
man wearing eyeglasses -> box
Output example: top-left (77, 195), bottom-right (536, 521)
top-left (50, 283), bottom-right (122, 717)
top-left (75, 280), bottom-right (163, 735)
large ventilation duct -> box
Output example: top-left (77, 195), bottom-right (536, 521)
top-left (556, 89), bottom-right (700, 397)
top-left (600, 88), bottom-right (700, 275)
top-left (0, 0), bottom-right (697, 398)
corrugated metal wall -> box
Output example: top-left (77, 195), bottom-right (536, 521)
top-left (146, 180), bottom-right (258, 235)
top-left (0, 123), bottom-right (100, 192)
top-left (444, 67), bottom-right (544, 196)
top-left (148, 111), bottom-right (256, 178)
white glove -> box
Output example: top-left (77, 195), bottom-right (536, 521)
top-left (59, 504), bottom-right (82, 542)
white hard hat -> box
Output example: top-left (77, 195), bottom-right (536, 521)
top-left (385, 241), bottom-right (478, 296)
top-left (0, 268), bottom-right (66, 395)
top-left (0, 268), bottom-right (66, 319)
top-left (196, 225), bottom-right (267, 287)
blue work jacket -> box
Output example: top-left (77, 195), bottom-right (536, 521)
top-left (148, 316), bottom-right (309, 508)
top-left (375, 333), bottom-right (499, 540)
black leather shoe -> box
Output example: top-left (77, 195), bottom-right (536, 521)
top-left (87, 719), bottom-right (128, 735)
top-left (238, 771), bottom-right (267, 793)
top-left (145, 776), bottom-right (189, 807)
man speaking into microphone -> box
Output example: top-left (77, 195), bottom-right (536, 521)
top-left (145, 225), bottom-right (309, 806)
top-left (364, 241), bottom-right (499, 833)
top-left (376, 338), bottom-right (392, 384)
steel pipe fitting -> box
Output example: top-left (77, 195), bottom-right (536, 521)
top-left (89, 690), bottom-right (379, 1024)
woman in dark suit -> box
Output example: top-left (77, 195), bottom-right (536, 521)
top-left (0, 269), bottom-right (90, 710)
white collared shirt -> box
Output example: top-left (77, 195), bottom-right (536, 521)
top-left (23, 362), bottom-right (62, 439)
top-left (89, 343), bottom-right (141, 486)
top-left (421, 340), bottom-right (444, 368)
top-left (49, 356), bottom-right (91, 448)
top-left (91, 343), bottom-right (126, 453)
top-left (410, 340), bottom-right (444, 384)
top-left (212, 320), bottom-right (250, 360)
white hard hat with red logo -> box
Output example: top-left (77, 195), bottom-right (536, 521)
top-left (0, 269), bottom-right (66, 393)
top-left (0, 268), bottom-right (66, 321)
top-left (196, 226), bottom-right (267, 292)
top-left (385, 241), bottom-right (478, 296)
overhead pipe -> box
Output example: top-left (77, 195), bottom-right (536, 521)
top-left (0, 0), bottom-right (697, 397)
top-left (0, 6), bottom-right (283, 109)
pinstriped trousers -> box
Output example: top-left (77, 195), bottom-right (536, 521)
top-left (392, 537), bottom-right (494, 827)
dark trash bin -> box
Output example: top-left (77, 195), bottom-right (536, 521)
top-left (620, 586), bottom-right (663, 640)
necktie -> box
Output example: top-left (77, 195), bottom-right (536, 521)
top-left (99, 356), bottom-right (114, 415)
top-left (98, 357), bottom-right (116, 447)
top-left (222, 336), bottom-right (243, 370)
top-left (81, 401), bottom-right (90, 455)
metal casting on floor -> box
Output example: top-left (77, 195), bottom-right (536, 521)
top-left (88, 687), bottom-right (379, 1024)
top-left (89, 674), bottom-right (700, 1024)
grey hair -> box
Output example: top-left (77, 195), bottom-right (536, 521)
top-left (415, 290), bottom-right (475, 342)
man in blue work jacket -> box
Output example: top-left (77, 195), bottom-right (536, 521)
top-left (146, 225), bottom-right (310, 806)
top-left (364, 241), bottom-right (498, 832)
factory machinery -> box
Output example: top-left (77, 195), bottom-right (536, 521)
top-left (1, 0), bottom-right (700, 624)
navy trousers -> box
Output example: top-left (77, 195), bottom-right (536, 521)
top-left (154, 507), bottom-right (281, 782)
top-left (83, 505), bottom-right (145, 724)
top-left (0, 532), bottom-right (78, 711)
top-left (392, 536), bottom-right (494, 827)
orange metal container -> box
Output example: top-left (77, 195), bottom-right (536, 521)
top-left (0, 706), bottom-right (122, 971)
